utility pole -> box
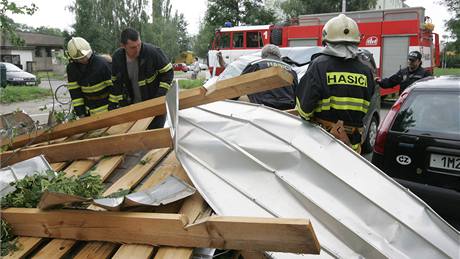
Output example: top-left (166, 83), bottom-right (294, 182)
top-left (342, 0), bottom-right (346, 13)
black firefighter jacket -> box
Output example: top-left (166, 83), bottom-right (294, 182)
top-left (242, 59), bottom-right (298, 110)
top-left (109, 43), bottom-right (173, 108)
top-left (66, 54), bottom-right (113, 117)
top-left (295, 54), bottom-right (375, 128)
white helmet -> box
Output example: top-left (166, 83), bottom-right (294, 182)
top-left (67, 37), bottom-right (92, 60)
top-left (322, 14), bottom-right (361, 44)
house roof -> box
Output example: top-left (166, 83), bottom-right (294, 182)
top-left (1, 31), bottom-right (64, 48)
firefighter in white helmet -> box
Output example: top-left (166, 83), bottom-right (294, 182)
top-left (295, 14), bottom-right (375, 154)
top-left (66, 37), bottom-right (113, 117)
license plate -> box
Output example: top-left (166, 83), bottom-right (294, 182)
top-left (26, 82), bottom-right (35, 85)
top-left (429, 154), bottom-right (460, 172)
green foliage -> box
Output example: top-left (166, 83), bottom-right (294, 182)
top-left (0, 0), bottom-right (38, 46)
top-left (0, 86), bottom-right (51, 104)
top-left (1, 219), bottom-right (19, 256)
top-left (69, 0), bottom-right (150, 54)
top-left (440, 0), bottom-right (460, 52)
top-left (280, 0), bottom-right (377, 19)
top-left (178, 79), bottom-right (205, 89)
top-left (194, 0), bottom-right (277, 57)
top-left (69, 0), bottom-right (190, 60)
top-left (434, 67), bottom-right (460, 76)
top-left (1, 171), bottom-right (104, 209)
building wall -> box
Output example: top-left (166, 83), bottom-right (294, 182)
top-left (11, 50), bottom-right (33, 69)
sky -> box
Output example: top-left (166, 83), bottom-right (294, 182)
top-left (8, 0), bottom-right (452, 37)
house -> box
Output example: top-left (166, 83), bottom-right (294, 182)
top-left (0, 31), bottom-right (65, 73)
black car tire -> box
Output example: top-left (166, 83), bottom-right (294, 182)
top-left (362, 114), bottom-right (379, 154)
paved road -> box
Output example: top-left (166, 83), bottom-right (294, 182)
top-left (0, 80), bottom-right (70, 125)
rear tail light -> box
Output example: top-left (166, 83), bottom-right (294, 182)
top-left (373, 90), bottom-right (411, 154)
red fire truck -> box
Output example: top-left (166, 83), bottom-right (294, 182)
top-left (208, 7), bottom-right (440, 96)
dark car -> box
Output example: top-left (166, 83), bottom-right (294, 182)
top-left (1, 62), bottom-right (37, 86)
top-left (372, 76), bottom-right (460, 228)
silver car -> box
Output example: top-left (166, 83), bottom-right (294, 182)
top-left (1, 62), bottom-right (37, 86)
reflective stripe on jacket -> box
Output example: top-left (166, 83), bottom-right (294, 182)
top-left (66, 55), bottom-right (113, 117)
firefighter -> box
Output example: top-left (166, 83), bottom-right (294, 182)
top-left (66, 37), bottom-right (113, 117)
top-left (375, 50), bottom-right (431, 94)
top-left (295, 14), bottom-right (375, 154)
top-left (110, 28), bottom-right (173, 129)
top-left (242, 44), bottom-right (298, 110)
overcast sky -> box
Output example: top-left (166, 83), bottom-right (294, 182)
top-left (9, 0), bottom-right (452, 37)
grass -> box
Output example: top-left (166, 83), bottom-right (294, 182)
top-left (178, 79), bottom-right (205, 89)
top-left (0, 85), bottom-right (52, 104)
top-left (35, 71), bottom-right (66, 81)
top-left (434, 68), bottom-right (460, 76)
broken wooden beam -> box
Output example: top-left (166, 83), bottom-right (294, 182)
top-left (0, 129), bottom-right (172, 166)
top-left (2, 208), bottom-right (320, 254)
top-left (5, 67), bottom-right (293, 149)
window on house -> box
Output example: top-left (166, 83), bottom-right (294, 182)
top-left (46, 48), bottom-right (52, 57)
top-left (35, 47), bottom-right (42, 57)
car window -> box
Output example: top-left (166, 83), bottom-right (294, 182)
top-left (2, 63), bottom-right (22, 72)
top-left (218, 32), bottom-right (231, 49)
top-left (233, 32), bottom-right (243, 48)
top-left (247, 32), bottom-right (262, 48)
top-left (391, 91), bottom-right (460, 135)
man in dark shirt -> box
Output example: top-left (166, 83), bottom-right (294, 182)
top-left (376, 51), bottom-right (431, 94)
top-left (242, 44), bottom-right (298, 110)
top-left (110, 28), bottom-right (173, 129)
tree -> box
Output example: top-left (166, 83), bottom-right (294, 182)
top-left (440, 0), bottom-right (460, 52)
top-left (279, 0), bottom-right (377, 20)
top-left (0, 0), bottom-right (37, 46)
top-left (193, 0), bottom-right (277, 57)
top-left (70, 0), bottom-right (189, 61)
top-left (69, 0), bottom-right (149, 54)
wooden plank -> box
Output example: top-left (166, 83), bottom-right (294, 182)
top-left (6, 68), bottom-right (292, 149)
top-left (73, 242), bottom-right (119, 259)
top-left (2, 209), bottom-right (320, 254)
top-left (2, 237), bottom-right (45, 259)
top-left (50, 162), bottom-right (67, 171)
top-left (100, 148), bottom-right (170, 196)
top-left (1, 129), bottom-right (172, 166)
top-left (154, 247), bottom-right (193, 259)
top-left (112, 244), bottom-right (156, 259)
top-left (30, 239), bottom-right (77, 259)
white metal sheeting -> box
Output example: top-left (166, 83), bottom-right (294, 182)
top-left (165, 87), bottom-right (459, 258)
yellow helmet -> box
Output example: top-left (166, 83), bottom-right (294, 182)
top-left (67, 37), bottom-right (92, 60)
top-left (322, 14), bottom-right (361, 44)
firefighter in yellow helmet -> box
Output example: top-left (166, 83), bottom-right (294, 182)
top-left (295, 14), bottom-right (375, 154)
top-left (66, 37), bottom-right (113, 117)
